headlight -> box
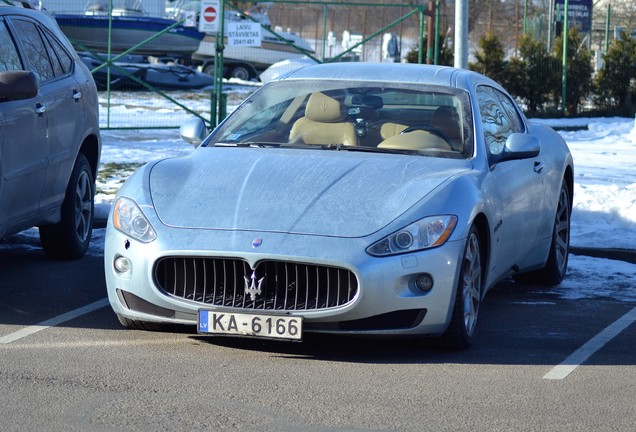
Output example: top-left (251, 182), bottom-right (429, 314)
top-left (112, 197), bottom-right (157, 243)
top-left (366, 215), bottom-right (457, 256)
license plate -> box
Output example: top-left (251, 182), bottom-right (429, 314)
top-left (198, 310), bottom-right (302, 341)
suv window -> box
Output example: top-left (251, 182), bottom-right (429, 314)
top-left (43, 27), bottom-right (74, 75)
top-left (477, 86), bottom-right (525, 156)
top-left (10, 18), bottom-right (55, 82)
top-left (0, 20), bottom-right (22, 72)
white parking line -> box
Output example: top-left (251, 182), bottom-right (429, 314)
top-left (0, 298), bottom-right (109, 345)
top-left (544, 306), bottom-right (636, 380)
top-left (0, 337), bottom-right (187, 350)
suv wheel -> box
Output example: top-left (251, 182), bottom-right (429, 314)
top-left (40, 153), bottom-right (94, 259)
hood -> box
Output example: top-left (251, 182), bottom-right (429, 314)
top-left (149, 147), bottom-right (470, 237)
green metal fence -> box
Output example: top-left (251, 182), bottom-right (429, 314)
top-left (40, 0), bottom-right (440, 129)
top-left (38, 0), bottom-right (633, 125)
top-left (205, 0), bottom-right (437, 126)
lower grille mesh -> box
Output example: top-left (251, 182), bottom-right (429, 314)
top-left (154, 257), bottom-right (358, 311)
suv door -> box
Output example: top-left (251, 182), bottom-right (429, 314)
top-left (0, 18), bottom-right (48, 227)
top-left (8, 16), bottom-right (87, 213)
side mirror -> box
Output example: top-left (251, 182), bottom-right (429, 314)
top-left (0, 71), bottom-right (38, 102)
top-left (500, 133), bottom-right (540, 161)
top-left (179, 118), bottom-right (208, 147)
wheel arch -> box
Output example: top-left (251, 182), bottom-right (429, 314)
top-left (79, 133), bottom-right (100, 180)
top-left (563, 163), bottom-right (574, 210)
top-left (471, 212), bottom-right (491, 296)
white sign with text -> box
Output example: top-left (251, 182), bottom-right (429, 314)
top-left (227, 21), bottom-right (262, 47)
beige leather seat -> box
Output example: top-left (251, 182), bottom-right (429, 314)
top-left (430, 105), bottom-right (462, 149)
top-left (377, 106), bottom-right (461, 151)
top-left (380, 122), bottom-right (408, 140)
top-left (289, 92), bottom-right (356, 146)
top-left (378, 129), bottom-right (452, 151)
top-left (378, 120), bottom-right (451, 151)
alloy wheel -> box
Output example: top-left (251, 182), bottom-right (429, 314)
top-left (74, 169), bottom-right (93, 243)
top-left (462, 232), bottom-right (482, 337)
top-left (554, 186), bottom-right (570, 277)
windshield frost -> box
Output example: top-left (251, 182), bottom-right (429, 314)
top-left (208, 80), bottom-right (473, 158)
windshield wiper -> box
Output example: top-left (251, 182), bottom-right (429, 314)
top-left (284, 143), bottom-right (378, 152)
top-left (212, 142), bottom-right (284, 148)
top-left (211, 142), bottom-right (426, 155)
top-left (280, 143), bottom-right (344, 150)
top-left (334, 146), bottom-right (422, 155)
top-left (285, 143), bottom-right (427, 154)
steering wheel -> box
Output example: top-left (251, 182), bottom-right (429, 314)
top-left (400, 125), bottom-right (453, 148)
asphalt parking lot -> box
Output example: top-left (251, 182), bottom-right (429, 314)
top-left (1, 246), bottom-right (635, 431)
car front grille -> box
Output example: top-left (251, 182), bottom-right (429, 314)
top-left (154, 257), bottom-right (358, 311)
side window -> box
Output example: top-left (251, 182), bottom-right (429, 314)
top-left (477, 86), bottom-right (522, 156)
top-left (0, 21), bottom-right (22, 72)
top-left (42, 28), bottom-right (73, 75)
top-left (497, 91), bottom-right (525, 134)
top-left (10, 19), bottom-right (54, 83)
top-left (42, 31), bottom-right (65, 76)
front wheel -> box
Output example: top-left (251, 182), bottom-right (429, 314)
top-left (441, 225), bottom-right (483, 350)
top-left (117, 315), bottom-right (166, 331)
top-left (40, 153), bottom-right (94, 259)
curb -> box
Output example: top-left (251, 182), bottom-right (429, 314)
top-left (570, 247), bottom-right (636, 265)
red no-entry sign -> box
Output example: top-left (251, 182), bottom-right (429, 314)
top-left (199, 0), bottom-right (220, 33)
top-left (203, 7), bottom-right (216, 23)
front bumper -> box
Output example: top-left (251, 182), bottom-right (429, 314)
top-left (104, 223), bottom-right (464, 337)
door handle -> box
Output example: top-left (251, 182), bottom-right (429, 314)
top-left (35, 103), bottom-right (46, 115)
top-left (533, 161), bottom-right (545, 173)
top-left (73, 89), bottom-right (82, 100)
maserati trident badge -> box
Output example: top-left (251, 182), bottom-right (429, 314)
top-left (244, 270), bottom-right (264, 301)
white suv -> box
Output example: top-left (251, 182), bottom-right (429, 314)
top-left (0, 3), bottom-right (101, 259)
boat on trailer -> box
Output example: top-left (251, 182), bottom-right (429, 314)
top-left (168, 1), bottom-right (315, 80)
top-left (53, 0), bottom-right (204, 60)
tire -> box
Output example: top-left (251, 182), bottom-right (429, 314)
top-left (441, 225), bottom-right (483, 350)
top-left (230, 65), bottom-right (251, 81)
top-left (40, 153), bottom-right (94, 260)
top-left (202, 63), bottom-right (215, 77)
top-left (513, 181), bottom-right (570, 286)
top-left (117, 315), bottom-right (163, 331)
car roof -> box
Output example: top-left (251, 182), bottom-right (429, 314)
top-left (280, 62), bottom-right (504, 92)
top-left (280, 62), bottom-right (505, 92)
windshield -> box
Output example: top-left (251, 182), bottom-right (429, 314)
top-left (207, 80), bottom-right (474, 158)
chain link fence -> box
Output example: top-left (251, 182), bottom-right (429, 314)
top-left (40, 0), bottom-right (636, 127)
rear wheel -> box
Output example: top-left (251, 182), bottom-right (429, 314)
top-left (202, 63), bottom-right (215, 77)
top-left (514, 181), bottom-right (570, 285)
top-left (40, 153), bottom-right (94, 259)
top-left (229, 65), bottom-right (252, 81)
top-left (441, 225), bottom-right (483, 350)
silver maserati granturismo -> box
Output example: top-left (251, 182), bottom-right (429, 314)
top-left (104, 63), bottom-right (573, 349)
